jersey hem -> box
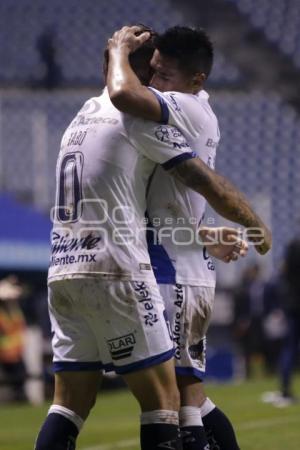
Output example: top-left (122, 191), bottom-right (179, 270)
top-left (113, 347), bottom-right (175, 375)
top-left (53, 361), bottom-right (104, 372)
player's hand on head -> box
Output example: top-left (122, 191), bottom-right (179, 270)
top-left (108, 25), bottom-right (151, 55)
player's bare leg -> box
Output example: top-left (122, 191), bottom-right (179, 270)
top-left (53, 371), bottom-right (102, 419)
top-left (123, 358), bottom-right (182, 450)
top-left (177, 375), bottom-right (240, 450)
top-left (177, 375), bottom-right (206, 407)
top-left (34, 371), bottom-right (102, 450)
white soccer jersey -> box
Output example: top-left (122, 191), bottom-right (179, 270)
top-left (146, 89), bottom-right (220, 287)
top-left (48, 88), bottom-right (195, 283)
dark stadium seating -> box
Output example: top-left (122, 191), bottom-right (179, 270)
top-left (225, 0), bottom-right (300, 67)
top-left (0, 0), bottom-right (241, 86)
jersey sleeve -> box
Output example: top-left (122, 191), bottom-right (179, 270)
top-left (128, 119), bottom-right (196, 170)
top-left (148, 87), bottom-right (207, 138)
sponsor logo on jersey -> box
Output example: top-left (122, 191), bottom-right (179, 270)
top-left (51, 232), bottom-right (101, 255)
top-left (173, 284), bottom-right (184, 360)
top-left (169, 93), bottom-right (181, 112)
top-left (70, 114), bottom-right (119, 128)
top-left (206, 137), bottom-right (218, 148)
top-left (107, 333), bottom-right (136, 360)
top-left (154, 125), bottom-right (189, 150)
top-left (133, 282), bottom-right (159, 326)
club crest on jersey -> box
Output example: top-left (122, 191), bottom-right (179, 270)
top-left (155, 125), bottom-right (189, 150)
top-left (107, 333), bottom-right (136, 360)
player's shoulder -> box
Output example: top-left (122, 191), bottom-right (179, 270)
top-left (167, 90), bottom-right (218, 133)
top-left (155, 89), bottom-right (216, 121)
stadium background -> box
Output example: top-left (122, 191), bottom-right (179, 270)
top-left (0, 0), bottom-right (299, 449)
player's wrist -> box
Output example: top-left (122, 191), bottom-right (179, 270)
top-left (108, 44), bottom-right (131, 58)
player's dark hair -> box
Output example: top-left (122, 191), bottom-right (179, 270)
top-left (154, 26), bottom-right (214, 78)
top-left (103, 24), bottom-right (157, 85)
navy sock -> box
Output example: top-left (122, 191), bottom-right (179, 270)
top-left (35, 413), bottom-right (79, 450)
top-left (181, 426), bottom-right (210, 450)
top-left (202, 407), bottom-right (240, 450)
top-left (141, 424), bottom-right (182, 450)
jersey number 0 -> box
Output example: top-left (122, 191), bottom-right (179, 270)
top-left (56, 152), bottom-right (84, 223)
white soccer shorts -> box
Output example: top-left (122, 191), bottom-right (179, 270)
top-left (48, 278), bottom-right (174, 374)
top-left (158, 283), bottom-right (215, 380)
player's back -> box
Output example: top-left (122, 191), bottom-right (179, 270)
top-left (48, 88), bottom-right (157, 284)
top-left (146, 89), bottom-right (220, 286)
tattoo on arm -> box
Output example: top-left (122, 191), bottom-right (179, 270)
top-left (170, 158), bottom-right (264, 229)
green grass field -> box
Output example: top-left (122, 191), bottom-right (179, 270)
top-left (1, 376), bottom-right (299, 450)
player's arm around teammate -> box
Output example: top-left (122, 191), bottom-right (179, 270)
top-left (107, 26), bottom-right (271, 255)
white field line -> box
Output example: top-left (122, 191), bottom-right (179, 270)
top-left (82, 415), bottom-right (300, 450)
top-left (237, 415), bottom-right (300, 431)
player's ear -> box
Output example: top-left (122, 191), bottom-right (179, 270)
top-left (192, 72), bottom-right (206, 89)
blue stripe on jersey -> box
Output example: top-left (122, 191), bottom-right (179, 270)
top-left (147, 242), bottom-right (176, 284)
top-left (148, 87), bottom-right (169, 124)
top-left (52, 361), bottom-right (104, 372)
top-left (161, 151), bottom-right (196, 171)
top-left (175, 366), bottom-right (206, 381)
top-left (114, 348), bottom-right (175, 374)
top-left (146, 223), bottom-right (176, 284)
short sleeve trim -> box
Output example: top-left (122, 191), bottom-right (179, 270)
top-left (161, 151), bottom-right (197, 171)
top-left (148, 87), bottom-right (169, 124)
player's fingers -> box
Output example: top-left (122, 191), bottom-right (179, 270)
top-left (240, 242), bottom-right (249, 256)
top-left (232, 236), bottom-right (248, 251)
top-left (110, 26), bottom-right (142, 41)
top-left (114, 26), bottom-right (132, 34)
top-left (226, 234), bottom-right (242, 246)
top-left (135, 31), bottom-right (151, 45)
top-left (128, 25), bottom-right (144, 33)
top-left (234, 239), bottom-right (248, 255)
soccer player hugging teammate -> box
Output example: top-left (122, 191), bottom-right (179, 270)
top-left (35, 25), bottom-right (271, 450)
top-left (35, 30), bottom-right (193, 450)
top-left (107, 25), bottom-right (272, 450)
